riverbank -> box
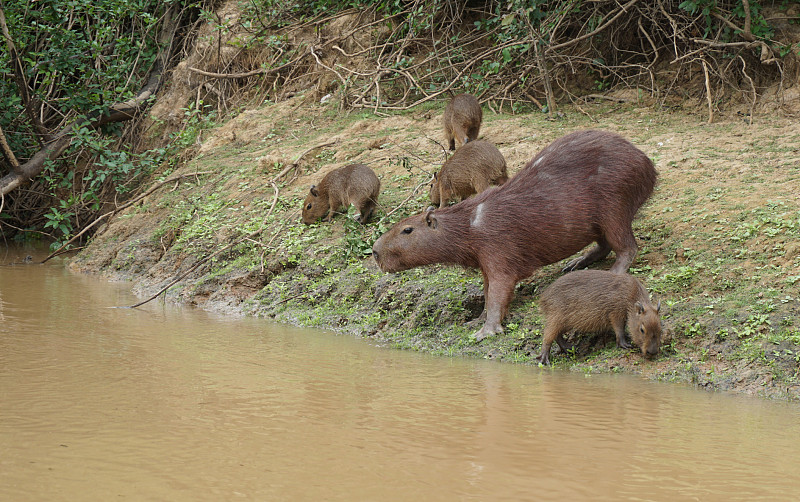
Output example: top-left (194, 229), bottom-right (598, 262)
top-left (69, 96), bottom-right (800, 400)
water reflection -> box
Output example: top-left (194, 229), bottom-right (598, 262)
top-left (1, 246), bottom-right (798, 500)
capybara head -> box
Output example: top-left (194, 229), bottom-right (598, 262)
top-left (627, 300), bottom-right (662, 358)
top-left (372, 207), bottom-right (442, 273)
top-left (302, 185), bottom-right (328, 224)
top-left (428, 172), bottom-right (441, 206)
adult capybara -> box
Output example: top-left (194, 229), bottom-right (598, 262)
top-left (372, 129), bottom-right (657, 341)
top-left (302, 163), bottom-right (380, 224)
top-left (443, 94), bottom-right (482, 151)
top-left (430, 140), bottom-right (508, 208)
top-left (536, 270), bottom-right (662, 365)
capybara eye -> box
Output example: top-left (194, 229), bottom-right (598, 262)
top-left (402, 227), bottom-right (413, 234)
top-left (640, 326), bottom-right (645, 334)
top-left (306, 203), bottom-right (312, 210)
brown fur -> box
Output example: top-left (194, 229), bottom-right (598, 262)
top-left (302, 163), bottom-right (380, 224)
top-left (372, 129), bottom-right (657, 341)
top-left (443, 94), bottom-right (482, 151)
top-left (430, 140), bottom-right (508, 208)
top-left (536, 270), bottom-right (662, 365)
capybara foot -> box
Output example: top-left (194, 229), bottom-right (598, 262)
top-left (536, 352), bottom-right (550, 365)
top-left (466, 310), bottom-right (488, 326)
top-left (561, 256), bottom-right (586, 273)
top-left (474, 323), bottom-right (503, 342)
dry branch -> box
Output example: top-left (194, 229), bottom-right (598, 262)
top-left (273, 140), bottom-right (338, 183)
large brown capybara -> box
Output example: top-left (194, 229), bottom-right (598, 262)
top-left (443, 94), bottom-right (482, 151)
top-left (302, 163), bottom-right (380, 224)
top-left (372, 129), bottom-right (657, 341)
top-left (430, 140), bottom-right (508, 208)
top-left (536, 269), bottom-right (662, 365)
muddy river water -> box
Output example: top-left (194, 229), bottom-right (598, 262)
top-left (1, 245), bottom-right (799, 500)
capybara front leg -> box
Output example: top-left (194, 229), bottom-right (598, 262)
top-left (474, 275), bottom-right (514, 342)
top-left (612, 316), bottom-right (631, 349)
top-left (357, 199), bottom-right (376, 224)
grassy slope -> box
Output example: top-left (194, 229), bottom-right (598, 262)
top-left (70, 96), bottom-right (800, 400)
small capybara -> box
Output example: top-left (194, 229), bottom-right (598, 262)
top-left (430, 140), bottom-right (508, 208)
top-left (443, 94), bottom-right (482, 151)
top-left (372, 129), bottom-right (657, 341)
top-left (536, 269), bottom-right (662, 365)
top-left (301, 163), bottom-right (380, 224)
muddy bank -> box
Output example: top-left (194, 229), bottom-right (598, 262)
top-left (69, 97), bottom-right (800, 400)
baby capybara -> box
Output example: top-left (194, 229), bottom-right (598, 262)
top-left (443, 94), bottom-right (482, 151)
top-left (536, 269), bottom-right (662, 365)
top-left (302, 163), bottom-right (380, 224)
top-left (430, 140), bottom-right (508, 208)
top-left (372, 130), bottom-right (657, 341)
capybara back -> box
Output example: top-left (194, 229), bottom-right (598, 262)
top-left (430, 140), bottom-right (508, 207)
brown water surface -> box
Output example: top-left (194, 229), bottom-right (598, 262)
top-left (1, 245), bottom-right (799, 500)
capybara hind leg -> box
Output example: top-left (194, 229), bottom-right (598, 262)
top-left (474, 275), bottom-right (515, 342)
top-left (608, 229), bottom-right (638, 274)
top-left (562, 239), bottom-right (612, 272)
top-left (554, 333), bottom-right (571, 353)
top-left (537, 340), bottom-right (553, 365)
top-left (468, 270), bottom-right (490, 327)
top-left (537, 329), bottom-right (567, 365)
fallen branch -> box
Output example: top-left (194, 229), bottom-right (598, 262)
top-left (273, 139), bottom-right (337, 183)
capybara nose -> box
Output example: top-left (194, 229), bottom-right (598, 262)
top-left (372, 249), bottom-right (379, 261)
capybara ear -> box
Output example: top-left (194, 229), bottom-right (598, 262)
top-left (425, 208), bottom-right (438, 229)
top-left (310, 185), bottom-right (318, 197)
top-left (635, 301), bottom-right (645, 314)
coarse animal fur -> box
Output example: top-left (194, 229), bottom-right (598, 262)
top-left (302, 163), bottom-right (380, 224)
top-left (372, 129), bottom-right (657, 341)
top-left (443, 94), bottom-right (482, 151)
top-left (536, 269), bottom-right (662, 365)
top-left (430, 140), bottom-right (508, 208)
